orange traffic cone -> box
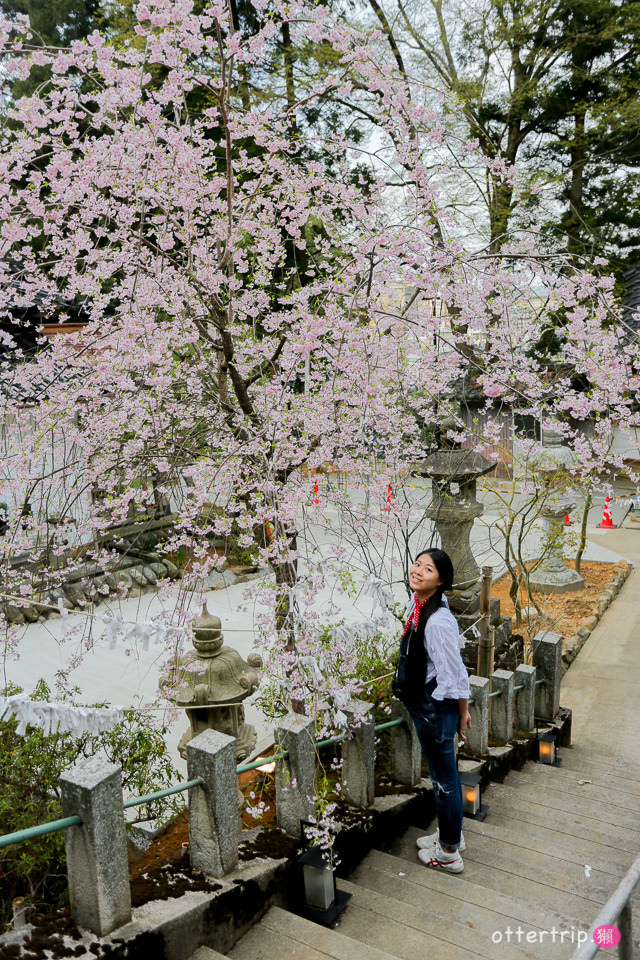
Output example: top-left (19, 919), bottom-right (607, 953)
top-left (563, 513), bottom-right (572, 526)
top-left (312, 479), bottom-right (320, 505)
top-left (597, 495), bottom-right (616, 529)
top-left (266, 520), bottom-right (273, 541)
top-left (383, 482), bottom-right (393, 512)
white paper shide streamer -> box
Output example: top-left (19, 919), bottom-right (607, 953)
top-left (102, 613), bottom-right (179, 651)
top-left (362, 572), bottom-right (395, 613)
top-left (0, 693), bottom-right (125, 738)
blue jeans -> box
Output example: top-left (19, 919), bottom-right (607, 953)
top-left (407, 681), bottom-right (463, 851)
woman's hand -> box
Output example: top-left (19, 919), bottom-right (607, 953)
top-left (458, 710), bottom-right (472, 740)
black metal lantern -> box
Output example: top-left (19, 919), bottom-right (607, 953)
top-left (536, 729), bottom-right (561, 766)
top-left (460, 771), bottom-right (488, 821)
top-left (298, 820), bottom-right (351, 925)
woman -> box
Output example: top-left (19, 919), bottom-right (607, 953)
top-left (393, 548), bottom-right (471, 873)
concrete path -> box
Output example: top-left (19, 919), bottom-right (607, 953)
top-left (561, 524), bottom-right (640, 763)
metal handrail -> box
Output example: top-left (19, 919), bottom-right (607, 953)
top-left (570, 852), bottom-right (640, 959)
top-left (123, 777), bottom-right (203, 809)
top-left (468, 676), bottom-right (543, 707)
top-left (0, 815), bottom-right (82, 850)
top-left (236, 717), bottom-right (405, 774)
top-left (0, 670), bottom-right (552, 849)
top-left (0, 718), bottom-right (407, 847)
top-left (0, 778), bottom-right (207, 849)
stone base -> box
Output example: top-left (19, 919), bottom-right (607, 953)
top-left (527, 570), bottom-right (584, 595)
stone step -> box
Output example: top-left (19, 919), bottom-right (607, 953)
top-left (381, 832), bottom-right (604, 923)
top-left (189, 949), bottom-right (228, 960)
top-left (504, 766), bottom-right (640, 814)
top-left (487, 781), bottom-right (640, 835)
top-left (340, 867), bottom-right (561, 959)
top-left (515, 757), bottom-right (640, 799)
top-left (227, 905), bottom-right (401, 960)
top-left (463, 805), bottom-right (633, 871)
top-left (476, 788), bottom-right (640, 855)
top-left (330, 879), bottom-right (524, 960)
top-left (401, 823), bottom-right (626, 911)
top-left (554, 749), bottom-right (640, 784)
top-left (359, 847), bottom-right (588, 935)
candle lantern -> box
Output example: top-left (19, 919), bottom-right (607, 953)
top-left (460, 771), bottom-right (488, 820)
top-left (536, 730), bottom-right (561, 765)
top-left (298, 820), bottom-right (351, 925)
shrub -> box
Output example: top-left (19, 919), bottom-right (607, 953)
top-left (0, 678), bottom-right (181, 931)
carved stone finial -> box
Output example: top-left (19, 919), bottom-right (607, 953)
top-left (192, 602), bottom-right (223, 656)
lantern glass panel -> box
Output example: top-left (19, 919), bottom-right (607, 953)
top-left (538, 739), bottom-right (555, 764)
top-left (463, 785), bottom-right (480, 815)
top-left (303, 862), bottom-right (335, 911)
top-left (459, 772), bottom-right (482, 817)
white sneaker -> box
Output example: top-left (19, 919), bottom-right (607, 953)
top-left (416, 830), bottom-right (466, 853)
top-left (418, 842), bottom-right (464, 873)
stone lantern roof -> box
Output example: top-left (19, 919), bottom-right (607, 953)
top-left (414, 448), bottom-right (496, 482)
top-left (527, 429), bottom-right (575, 477)
top-left (413, 417), bottom-right (495, 482)
top-left (174, 603), bottom-right (261, 708)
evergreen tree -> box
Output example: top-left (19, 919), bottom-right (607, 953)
top-left (1, 0), bottom-right (105, 100)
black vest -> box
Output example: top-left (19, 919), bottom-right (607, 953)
top-left (393, 618), bottom-right (430, 706)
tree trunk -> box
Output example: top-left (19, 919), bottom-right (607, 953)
top-left (281, 22), bottom-right (297, 137)
top-left (273, 522), bottom-right (306, 714)
top-left (575, 492), bottom-right (592, 576)
top-left (566, 108), bottom-right (586, 258)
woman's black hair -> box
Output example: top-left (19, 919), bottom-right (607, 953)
top-left (394, 548), bottom-right (456, 706)
top-left (413, 548), bottom-right (454, 637)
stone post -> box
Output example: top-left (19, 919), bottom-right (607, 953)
top-left (275, 713), bottom-right (316, 838)
top-left (186, 729), bottom-right (238, 877)
top-left (532, 631), bottom-right (562, 721)
top-left (60, 756), bottom-right (131, 937)
top-left (341, 699), bottom-right (375, 807)
top-left (490, 669), bottom-right (514, 744)
top-left (514, 664), bottom-right (536, 732)
top-left (390, 697), bottom-right (421, 788)
top-left (466, 675), bottom-right (489, 756)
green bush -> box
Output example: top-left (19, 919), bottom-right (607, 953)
top-left (0, 679), bottom-right (182, 931)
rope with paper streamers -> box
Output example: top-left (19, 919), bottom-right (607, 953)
top-left (0, 692), bottom-right (125, 738)
top-left (0, 590), bottom-right (192, 649)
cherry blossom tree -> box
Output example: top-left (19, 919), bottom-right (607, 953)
top-left (0, 0), bottom-right (638, 727)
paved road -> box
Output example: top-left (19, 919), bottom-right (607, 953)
top-left (561, 522), bottom-right (640, 762)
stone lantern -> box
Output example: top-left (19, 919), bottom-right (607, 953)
top-left (414, 418), bottom-right (496, 619)
top-left (172, 603), bottom-right (262, 761)
top-left (526, 429), bottom-right (584, 594)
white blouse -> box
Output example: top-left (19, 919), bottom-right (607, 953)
top-left (408, 595), bottom-right (471, 701)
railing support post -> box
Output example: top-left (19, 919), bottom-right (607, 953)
top-left (490, 669), bottom-right (514, 744)
top-left (187, 729), bottom-right (238, 877)
top-left (532, 631), bottom-right (562, 720)
top-left (466, 676), bottom-right (490, 756)
top-left (275, 713), bottom-right (316, 839)
top-left (477, 567), bottom-right (495, 679)
top-left (514, 664), bottom-right (537, 732)
top-left (390, 698), bottom-right (421, 788)
top-left (341, 699), bottom-right (375, 808)
top-left (60, 756), bottom-right (131, 937)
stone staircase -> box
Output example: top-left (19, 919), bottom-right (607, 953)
top-left (189, 744), bottom-right (640, 959)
